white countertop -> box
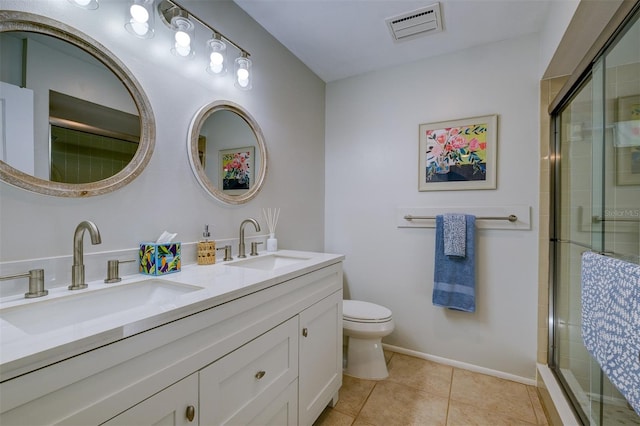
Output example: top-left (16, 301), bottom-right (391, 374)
top-left (0, 250), bottom-right (344, 382)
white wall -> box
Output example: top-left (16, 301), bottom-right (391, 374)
top-left (539, 0), bottom-right (580, 78)
top-left (325, 34), bottom-right (541, 380)
top-left (0, 2), bottom-right (325, 281)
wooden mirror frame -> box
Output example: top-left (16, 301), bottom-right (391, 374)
top-left (188, 101), bottom-right (267, 205)
top-left (0, 11), bottom-right (155, 197)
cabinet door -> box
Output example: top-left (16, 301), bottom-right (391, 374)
top-left (101, 374), bottom-right (198, 426)
top-left (299, 290), bottom-right (343, 426)
top-left (199, 317), bottom-right (298, 425)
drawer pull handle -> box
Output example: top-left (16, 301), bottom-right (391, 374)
top-left (186, 405), bottom-right (195, 422)
top-left (255, 370), bottom-right (266, 380)
top-left (302, 327), bottom-right (308, 337)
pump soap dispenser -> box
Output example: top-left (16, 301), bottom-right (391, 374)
top-left (197, 225), bottom-right (216, 265)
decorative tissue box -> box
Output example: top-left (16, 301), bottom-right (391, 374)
top-left (139, 242), bottom-right (181, 275)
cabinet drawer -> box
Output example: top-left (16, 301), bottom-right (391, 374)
top-left (102, 374), bottom-right (198, 426)
top-left (199, 317), bottom-right (298, 425)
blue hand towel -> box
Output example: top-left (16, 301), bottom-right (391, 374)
top-left (432, 215), bottom-right (476, 312)
top-left (443, 213), bottom-right (466, 257)
top-left (581, 251), bottom-right (640, 415)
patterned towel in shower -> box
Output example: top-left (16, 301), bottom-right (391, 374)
top-left (581, 251), bottom-right (640, 415)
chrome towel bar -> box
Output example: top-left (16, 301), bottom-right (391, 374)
top-left (592, 216), bottom-right (640, 223)
top-left (404, 214), bottom-right (518, 222)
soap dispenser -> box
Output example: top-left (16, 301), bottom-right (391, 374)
top-left (197, 225), bottom-right (216, 265)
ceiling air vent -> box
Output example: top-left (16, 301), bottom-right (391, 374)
top-left (386, 3), bottom-right (442, 42)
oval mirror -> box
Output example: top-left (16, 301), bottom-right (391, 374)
top-left (188, 101), bottom-right (267, 205)
top-left (0, 11), bottom-right (155, 197)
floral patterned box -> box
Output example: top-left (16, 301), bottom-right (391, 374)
top-left (139, 242), bottom-right (181, 275)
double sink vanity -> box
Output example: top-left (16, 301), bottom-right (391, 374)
top-left (0, 250), bottom-right (344, 425)
top-left (0, 9), bottom-right (342, 425)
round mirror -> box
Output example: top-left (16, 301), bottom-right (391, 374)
top-left (0, 11), bottom-right (155, 197)
top-left (188, 101), bottom-right (267, 205)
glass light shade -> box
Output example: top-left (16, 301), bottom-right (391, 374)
top-left (206, 36), bottom-right (227, 75)
top-left (170, 15), bottom-right (195, 58)
top-left (234, 55), bottom-right (252, 90)
top-left (125, 0), bottom-right (155, 39)
top-left (68, 0), bottom-right (99, 10)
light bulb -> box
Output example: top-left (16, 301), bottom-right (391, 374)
top-left (234, 55), bottom-right (252, 90)
top-left (206, 36), bottom-right (227, 75)
top-left (210, 52), bottom-right (224, 66)
top-left (173, 30), bottom-right (191, 56)
top-left (130, 4), bottom-right (149, 23)
top-left (125, 1), bottom-right (154, 38)
top-left (237, 68), bottom-right (249, 81)
top-left (175, 30), bottom-right (191, 47)
top-left (208, 52), bottom-right (224, 73)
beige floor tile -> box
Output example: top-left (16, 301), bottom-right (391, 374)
top-left (527, 385), bottom-right (549, 425)
top-left (385, 353), bottom-right (453, 398)
top-left (314, 406), bottom-right (355, 426)
top-left (447, 400), bottom-right (537, 426)
top-left (450, 369), bottom-right (537, 423)
top-left (357, 380), bottom-right (449, 426)
top-left (333, 375), bottom-right (376, 417)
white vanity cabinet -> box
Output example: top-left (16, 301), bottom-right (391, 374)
top-left (0, 258), bottom-right (343, 426)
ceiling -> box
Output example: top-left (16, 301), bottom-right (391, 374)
top-left (233, 0), bottom-right (553, 82)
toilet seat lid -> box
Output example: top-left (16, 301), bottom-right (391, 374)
top-left (343, 300), bottom-right (392, 322)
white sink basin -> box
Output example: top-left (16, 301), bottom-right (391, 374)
top-left (229, 254), bottom-right (311, 271)
top-left (0, 279), bottom-right (203, 335)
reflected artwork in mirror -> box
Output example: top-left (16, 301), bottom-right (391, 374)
top-left (188, 101), bottom-right (267, 204)
top-left (0, 11), bottom-right (155, 197)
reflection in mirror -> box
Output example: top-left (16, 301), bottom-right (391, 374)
top-left (0, 11), bottom-right (155, 197)
top-left (49, 91), bottom-right (140, 184)
top-left (189, 101), bottom-right (267, 205)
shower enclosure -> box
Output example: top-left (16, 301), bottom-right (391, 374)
top-left (550, 8), bottom-right (639, 425)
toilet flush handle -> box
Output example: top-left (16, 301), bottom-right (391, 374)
top-left (302, 327), bottom-right (308, 337)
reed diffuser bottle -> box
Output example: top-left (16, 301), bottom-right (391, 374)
top-left (197, 225), bottom-right (216, 265)
top-left (263, 208), bottom-right (280, 252)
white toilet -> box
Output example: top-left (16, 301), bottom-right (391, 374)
top-left (343, 300), bottom-right (395, 380)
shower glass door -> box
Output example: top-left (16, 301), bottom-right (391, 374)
top-left (551, 8), bottom-right (639, 425)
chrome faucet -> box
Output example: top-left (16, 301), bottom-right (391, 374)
top-left (69, 220), bottom-right (102, 290)
top-left (238, 218), bottom-right (261, 258)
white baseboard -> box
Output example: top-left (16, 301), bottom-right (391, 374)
top-left (382, 343), bottom-right (536, 386)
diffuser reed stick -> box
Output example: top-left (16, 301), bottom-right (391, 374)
top-left (263, 208), bottom-right (280, 235)
top-left (263, 208), bottom-right (280, 252)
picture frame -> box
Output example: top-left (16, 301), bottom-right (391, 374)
top-left (219, 146), bottom-right (254, 194)
top-left (614, 95), bottom-right (640, 185)
top-left (419, 114), bottom-right (498, 191)
top-left (616, 146), bottom-right (640, 185)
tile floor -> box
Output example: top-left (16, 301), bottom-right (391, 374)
top-left (314, 351), bottom-right (549, 426)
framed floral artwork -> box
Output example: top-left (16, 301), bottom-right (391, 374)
top-left (419, 114), bottom-right (498, 191)
top-left (219, 146), bottom-right (254, 193)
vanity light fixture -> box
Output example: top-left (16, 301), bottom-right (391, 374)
top-left (206, 33), bottom-right (227, 75)
top-left (68, 0), bottom-right (99, 10)
top-left (153, 0), bottom-right (254, 89)
top-left (234, 52), bottom-right (252, 90)
top-left (125, 0), bottom-right (155, 39)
